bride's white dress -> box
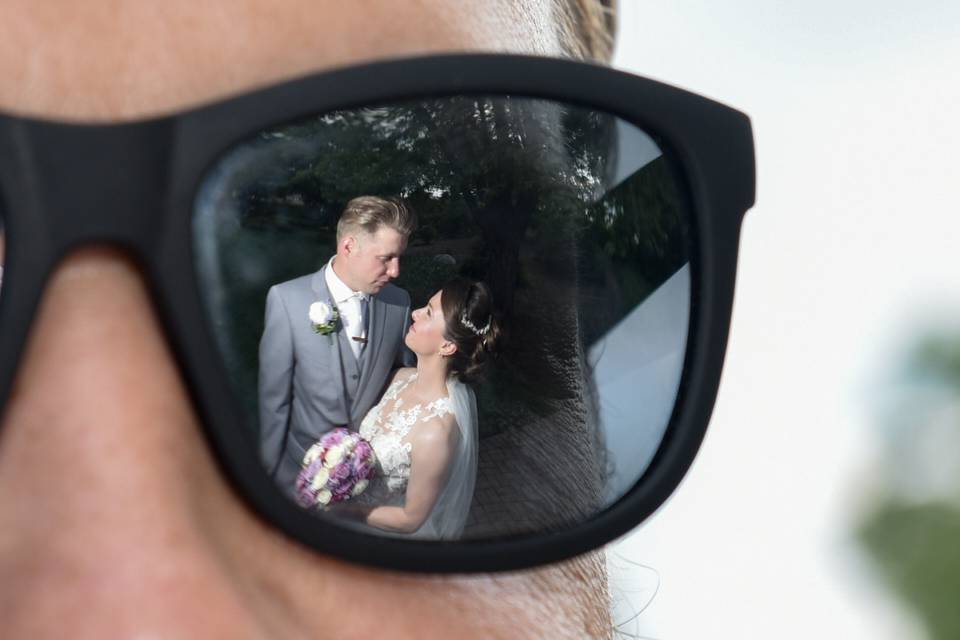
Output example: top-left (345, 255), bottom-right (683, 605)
top-left (355, 371), bottom-right (478, 540)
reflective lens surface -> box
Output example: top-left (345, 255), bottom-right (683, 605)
top-left (0, 197), bottom-right (5, 297)
top-left (193, 95), bottom-right (692, 540)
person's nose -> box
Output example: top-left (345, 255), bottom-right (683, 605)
top-left (0, 248), bottom-right (276, 638)
top-left (386, 257), bottom-right (400, 279)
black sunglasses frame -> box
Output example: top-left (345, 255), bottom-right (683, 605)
top-left (0, 54), bottom-right (754, 573)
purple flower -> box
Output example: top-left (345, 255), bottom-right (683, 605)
top-left (331, 462), bottom-right (351, 482)
top-left (358, 462), bottom-right (373, 479)
top-left (326, 476), bottom-right (342, 493)
top-left (294, 457), bottom-right (328, 505)
top-left (296, 429), bottom-right (378, 508)
top-left (354, 441), bottom-right (371, 458)
top-left (349, 453), bottom-right (365, 472)
top-left (294, 488), bottom-right (311, 508)
top-left (320, 428), bottom-right (348, 447)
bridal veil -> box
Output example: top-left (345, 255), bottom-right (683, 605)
top-left (415, 376), bottom-right (478, 540)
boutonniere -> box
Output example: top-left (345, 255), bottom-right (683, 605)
top-left (309, 301), bottom-right (340, 336)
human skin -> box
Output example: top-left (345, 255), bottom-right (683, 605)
top-left (0, 1), bottom-right (611, 638)
top-left (334, 226), bottom-right (408, 295)
top-left (406, 291), bottom-right (456, 356)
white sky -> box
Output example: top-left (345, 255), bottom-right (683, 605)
top-left (609, 1), bottom-right (960, 638)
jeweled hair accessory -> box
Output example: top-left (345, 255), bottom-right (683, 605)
top-left (460, 310), bottom-right (491, 336)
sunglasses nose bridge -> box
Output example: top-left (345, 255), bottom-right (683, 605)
top-left (22, 119), bottom-right (174, 255)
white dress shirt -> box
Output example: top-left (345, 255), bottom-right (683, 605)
top-left (324, 258), bottom-right (368, 359)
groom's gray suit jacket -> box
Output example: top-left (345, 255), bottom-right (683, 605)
top-left (258, 265), bottom-right (413, 490)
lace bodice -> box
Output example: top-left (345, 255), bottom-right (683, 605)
top-left (358, 372), bottom-right (452, 497)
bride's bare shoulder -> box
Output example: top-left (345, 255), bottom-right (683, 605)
top-left (410, 412), bottom-right (458, 450)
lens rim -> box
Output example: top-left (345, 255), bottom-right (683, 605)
top-left (169, 54), bottom-right (754, 572)
top-left (0, 54), bottom-right (755, 573)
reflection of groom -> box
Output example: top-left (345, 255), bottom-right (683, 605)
top-left (258, 196), bottom-right (416, 489)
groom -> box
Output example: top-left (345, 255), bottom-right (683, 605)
top-left (258, 196), bottom-right (417, 490)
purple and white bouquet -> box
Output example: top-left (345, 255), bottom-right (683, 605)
top-left (295, 428), bottom-right (377, 509)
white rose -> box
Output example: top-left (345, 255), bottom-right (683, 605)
top-left (310, 467), bottom-right (330, 491)
top-left (309, 302), bottom-right (334, 325)
top-left (325, 444), bottom-right (344, 466)
top-left (303, 444), bottom-right (322, 466)
top-left (351, 479), bottom-right (369, 496)
top-left (316, 489), bottom-right (333, 505)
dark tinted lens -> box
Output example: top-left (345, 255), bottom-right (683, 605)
top-left (0, 196), bottom-right (6, 296)
top-left (193, 96), bottom-right (692, 540)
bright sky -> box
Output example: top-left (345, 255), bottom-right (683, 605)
top-left (609, 1), bottom-right (960, 638)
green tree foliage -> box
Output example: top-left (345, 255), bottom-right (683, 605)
top-left (909, 334), bottom-right (960, 389)
top-left (860, 502), bottom-right (960, 640)
top-left (857, 332), bottom-right (960, 640)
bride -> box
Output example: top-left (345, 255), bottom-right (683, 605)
top-left (337, 278), bottom-right (500, 540)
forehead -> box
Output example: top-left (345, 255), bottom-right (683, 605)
top-left (0, 1), bottom-right (561, 120)
top-left (365, 226), bottom-right (406, 252)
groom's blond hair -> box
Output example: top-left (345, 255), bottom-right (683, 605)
top-left (336, 196), bottom-right (416, 242)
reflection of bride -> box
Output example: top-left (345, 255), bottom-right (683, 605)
top-left (343, 278), bottom-right (500, 540)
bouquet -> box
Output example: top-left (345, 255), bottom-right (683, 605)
top-left (295, 428), bottom-right (377, 509)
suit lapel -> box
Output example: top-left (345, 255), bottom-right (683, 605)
top-left (310, 265), bottom-right (350, 416)
top-left (309, 266), bottom-right (329, 301)
top-left (357, 294), bottom-right (388, 392)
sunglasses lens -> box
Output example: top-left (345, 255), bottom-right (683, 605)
top-left (0, 198), bottom-right (5, 296)
top-left (193, 95), bottom-right (693, 540)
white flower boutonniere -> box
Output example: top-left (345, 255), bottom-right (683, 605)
top-left (309, 301), bottom-right (340, 336)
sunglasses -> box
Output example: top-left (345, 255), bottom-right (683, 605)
top-left (0, 54), bottom-right (755, 573)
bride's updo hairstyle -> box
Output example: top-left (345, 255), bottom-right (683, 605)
top-left (440, 278), bottom-right (502, 384)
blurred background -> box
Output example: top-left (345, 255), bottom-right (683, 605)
top-left (608, 1), bottom-right (960, 638)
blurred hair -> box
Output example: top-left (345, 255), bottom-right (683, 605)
top-left (440, 279), bottom-right (502, 384)
top-left (555, 0), bottom-right (617, 62)
top-left (336, 195), bottom-right (417, 242)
